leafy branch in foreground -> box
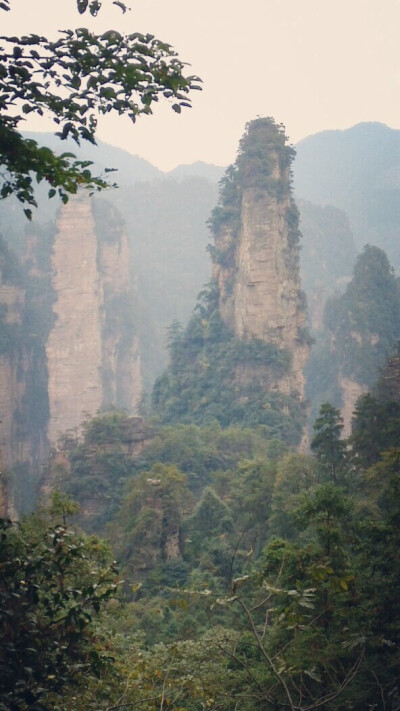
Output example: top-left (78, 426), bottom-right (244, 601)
top-left (0, 0), bottom-right (201, 214)
top-left (0, 501), bottom-right (120, 711)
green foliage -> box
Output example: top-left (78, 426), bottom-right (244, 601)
top-left (152, 303), bottom-right (305, 444)
top-left (311, 402), bottom-right (347, 485)
top-left (207, 164), bottom-right (241, 234)
top-left (11, 381), bottom-right (400, 709)
top-left (0, 501), bottom-right (119, 711)
top-left (349, 356), bottom-right (400, 472)
top-left (208, 117), bottom-right (297, 237)
top-left (112, 462), bottom-right (192, 592)
top-left (236, 117), bottom-right (296, 196)
top-left (307, 245), bottom-right (400, 415)
top-left (130, 421), bottom-right (277, 494)
top-left (325, 245), bottom-right (400, 344)
top-left (55, 411), bottom-right (143, 533)
top-left (0, 0), bottom-right (201, 213)
top-left (270, 453), bottom-right (318, 538)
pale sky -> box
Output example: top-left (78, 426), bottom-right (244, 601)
top-left (3, 0), bottom-right (400, 170)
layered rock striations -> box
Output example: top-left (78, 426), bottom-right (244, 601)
top-left (0, 241), bottom-right (24, 513)
top-left (211, 117), bottom-right (309, 400)
top-left (46, 195), bottom-right (104, 442)
top-left (46, 193), bottom-right (141, 444)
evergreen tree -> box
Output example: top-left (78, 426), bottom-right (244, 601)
top-left (311, 403), bottom-right (347, 484)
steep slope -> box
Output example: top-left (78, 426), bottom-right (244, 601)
top-left (0, 194), bottom-right (142, 514)
top-left (46, 195), bottom-right (104, 442)
top-left (0, 228), bottom-right (54, 512)
top-left (0, 238), bottom-right (25, 510)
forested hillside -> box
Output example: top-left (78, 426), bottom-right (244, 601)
top-left (3, 359), bottom-right (400, 709)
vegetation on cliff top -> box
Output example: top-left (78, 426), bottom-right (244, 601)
top-left (208, 117), bottom-right (297, 235)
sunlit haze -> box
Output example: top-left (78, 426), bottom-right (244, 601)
top-left (3, 0), bottom-right (400, 170)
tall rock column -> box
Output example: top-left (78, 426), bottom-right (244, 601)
top-left (46, 193), bottom-right (142, 446)
top-left (46, 194), bottom-right (104, 442)
top-left (211, 117), bottom-right (309, 401)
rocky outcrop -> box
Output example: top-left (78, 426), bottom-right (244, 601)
top-left (46, 194), bottom-right (103, 442)
top-left (0, 195), bottom-right (141, 514)
top-left (93, 200), bottom-right (142, 413)
top-left (46, 194), bottom-right (142, 444)
top-left (0, 290), bottom-right (24, 473)
top-left (211, 118), bottom-right (309, 403)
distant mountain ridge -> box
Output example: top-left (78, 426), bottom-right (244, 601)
top-left (23, 132), bottom-right (224, 185)
top-left (293, 122), bottom-right (400, 269)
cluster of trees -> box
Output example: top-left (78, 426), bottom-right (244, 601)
top-left (208, 117), bottom-right (297, 236)
top-left (152, 288), bottom-right (305, 444)
top-left (3, 372), bottom-right (400, 708)
top-left (306, 244), bottom-right (400, 420)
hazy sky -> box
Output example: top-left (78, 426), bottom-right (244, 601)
top-left (3, 0), bottom-right (400, 170)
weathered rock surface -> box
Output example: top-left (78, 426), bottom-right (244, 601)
top-left (0, 284), bottom-right (24, 473)
top-left (212, 118), bottom-right (309, 409)
top-left (46, 194), bottom-right (142, 444)
top-left (0, 194), bottom-right (142, 514)
top-left (46, 194), bottom-right (104, 442)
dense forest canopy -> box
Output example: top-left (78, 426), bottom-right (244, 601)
top-left (2, 378), bottom-right (400, 709)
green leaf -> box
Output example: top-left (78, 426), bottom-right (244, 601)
top-left (77, 0), bottom-right (88, 12)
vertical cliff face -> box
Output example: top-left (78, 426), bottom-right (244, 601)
top-left (0, 195), bottom-right (141, 514)
top-left (46, 195), bottom-right (104, 443)
top-left (46, 194), bottom-right (141, 445)
top-left (0, 233), bottom-right (52, 514)
top-left (0, 239), bottom-right (27, 514)
top-left (93, 200), bottom-right (142, 413)
top-left (0, 280), bottom-right (24, 472)
top-left (211, 118), bottom-right (309, 400)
